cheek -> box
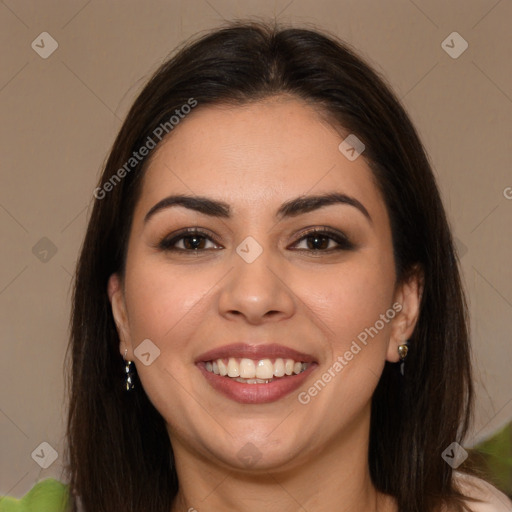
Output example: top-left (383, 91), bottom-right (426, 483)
top-left (122, 259), bottom-right (211, 418)
top-left (125, 257), bottom-right (209, 344)
top-left (300, 258), bottom-right (395, 349)
top-left (298, 263), bottom-right (395, 414)
top-left (121, 260), bottom-right (215, 418)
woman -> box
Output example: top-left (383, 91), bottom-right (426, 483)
top-left (3, 19), bottom-right (510, 512)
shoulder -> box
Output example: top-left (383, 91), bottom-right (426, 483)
top-left (453, 471), bottom-right (512, 512)
top-left (0, 478), bottom-right (69, 512)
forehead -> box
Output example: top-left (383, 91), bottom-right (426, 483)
top-left (135, 96), bottom-right (384, 219)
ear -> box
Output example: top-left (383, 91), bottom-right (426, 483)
top-left (107, 273), bottom-right (133, 359)
top-left (386, 265), bottom-right (424, 363)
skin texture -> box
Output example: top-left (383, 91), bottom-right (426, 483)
top-left (108, 95), bottom-right (423, 512)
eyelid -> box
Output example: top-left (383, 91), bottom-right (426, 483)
top-left (290, 226), bottom-right (355, 251)
top-left (293, 225), bottom-right (349, 240)
top-left (157, 227), bottom-right (222, 250)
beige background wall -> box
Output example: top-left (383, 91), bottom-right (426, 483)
top-left (1, 0), bottom-right (511, 497)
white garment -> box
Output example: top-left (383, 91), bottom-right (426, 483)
top-left (454, 471), bottom-right (512, 511)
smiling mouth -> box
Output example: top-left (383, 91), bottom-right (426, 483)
top-left (204, 357), bottom-right (311, 384)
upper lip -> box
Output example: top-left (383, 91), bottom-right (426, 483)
top-left (195, 343), bottom-right (317, 363)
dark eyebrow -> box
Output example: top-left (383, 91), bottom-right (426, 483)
top-left (144, 192), bottom-right (372, 224)
top-left (277, 193), bottom-right (372, 224)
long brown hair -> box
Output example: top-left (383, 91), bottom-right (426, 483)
top-left (66, 19), bottom-right (481, 511)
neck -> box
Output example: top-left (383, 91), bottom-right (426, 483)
top-left (168, 406), bottom-right (396, 512)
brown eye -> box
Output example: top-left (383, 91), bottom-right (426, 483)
top-left (292, 228), bottom-right (355, 252)
top-left (158, 227), bottom-right (355, 254)
top-left (159, 229), bottom-right (221, 252)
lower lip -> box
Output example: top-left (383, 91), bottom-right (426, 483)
top-left (196, 362), bottom-right (318, 404)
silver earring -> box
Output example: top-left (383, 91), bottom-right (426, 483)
top-left (398, 342), bottom-right (409, 376)
top-left (123, 349), bottom-right (135, 391)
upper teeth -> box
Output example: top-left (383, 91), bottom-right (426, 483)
top-left (205, 357), bottom-right (309, 379)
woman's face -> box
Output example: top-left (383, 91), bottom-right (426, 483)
top-left (109, 95), bottom-right (421, 472)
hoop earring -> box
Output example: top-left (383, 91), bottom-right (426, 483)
top-left (398, 342), bottom-right (409, 376)
top-left (123, 348), bottom-right (135, 391)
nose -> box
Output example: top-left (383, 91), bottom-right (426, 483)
top-left (217, 242), bottom-right (296, 325)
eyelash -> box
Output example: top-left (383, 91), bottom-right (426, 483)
top-left (157, 227), bottom-right (355, 254)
